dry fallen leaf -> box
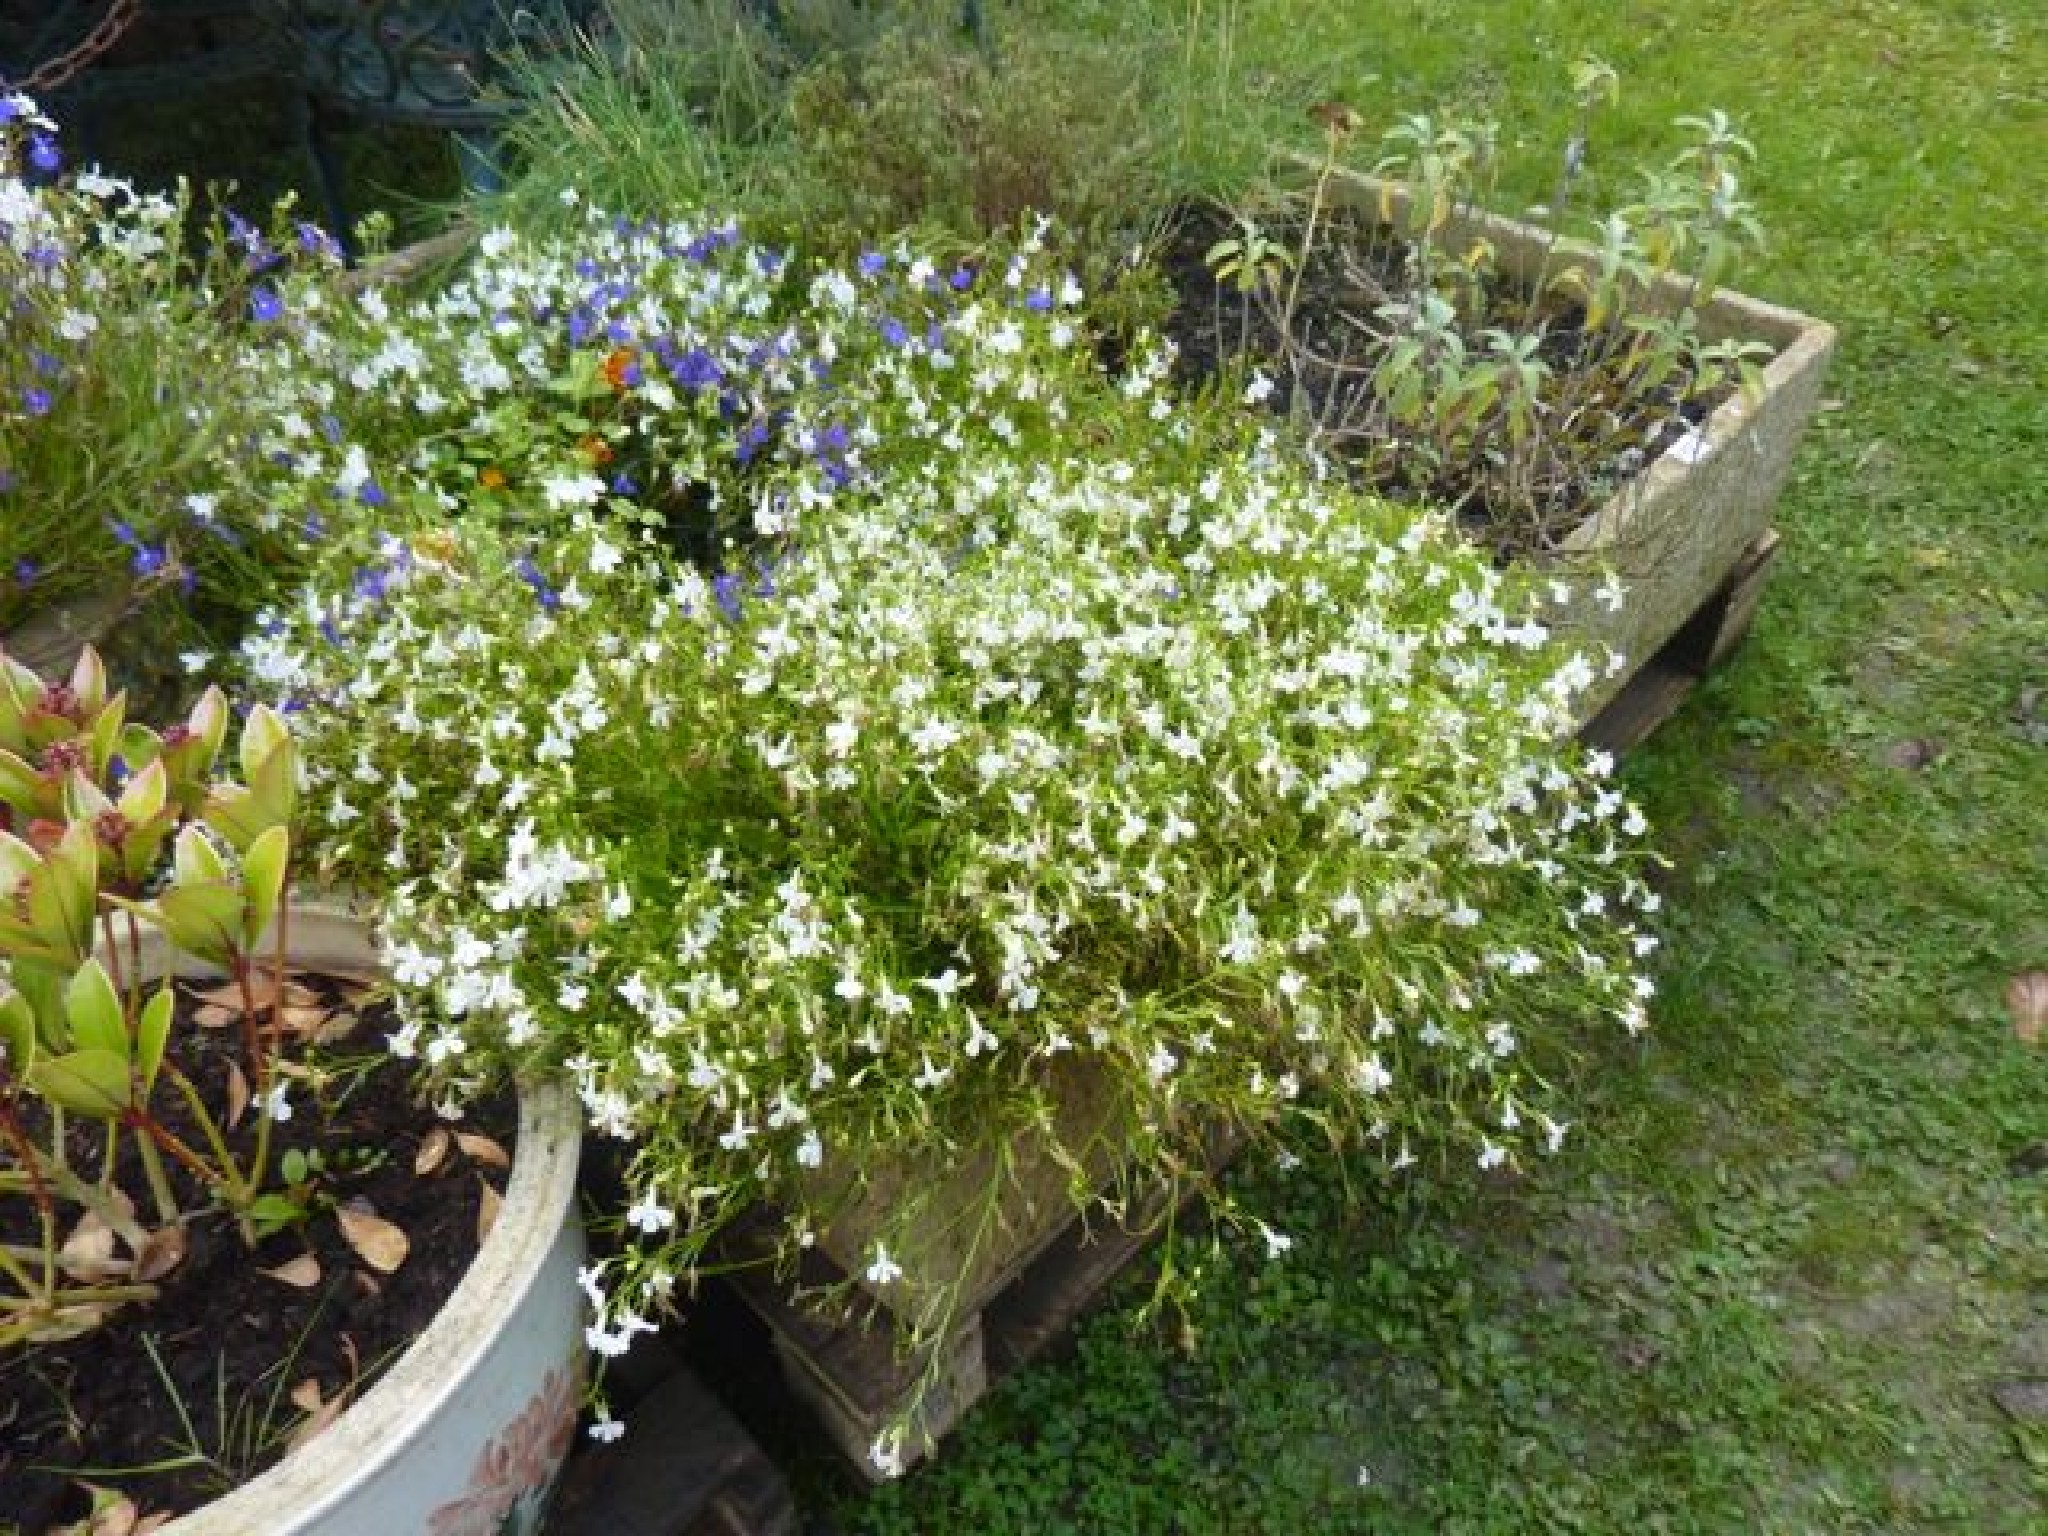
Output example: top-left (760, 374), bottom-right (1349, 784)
top-left (1308, 100), bottom-right (1364, 138)
top-left (456, 1131), bottom-right (511, 1170)
top-left (58, 1212), bottom-right (124, 1283)
top-left (311, 1009), bottom-right (358, 1046)
top-left (261, 1254), bottom-right (323, 1289)
top-left (477, 1177), bottom-right (504, 1245)
top-left (337, 1202), bottom-right (410, 1274)
top-left (414, 1126), bottom-right (454, 1177)
top-left (286, 1378), bottom-right (352, 1453)
top-left (134, 1226), bottom-right (188, 1285)
top-left (192, 1003), bottom-right (240, 1031)
top-left (224, 1060), bottom-right (250, 1131)
top-left (2010, 971), bottom-right (2048, 1046)
top-left (339, 980), bottom-right (380, 1010)
top-left (280, 1003), bottom-right (333, 1038)
top-left (57, 1484), bottom-right (168, 1536)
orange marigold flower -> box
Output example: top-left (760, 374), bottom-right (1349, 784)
top-left (578, 435), bottom-right (615, 468)
top-left (478, 465), bottom-right (508, 490)
top-left (604, 346), bottom-right (639, 392)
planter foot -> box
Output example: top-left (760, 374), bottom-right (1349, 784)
top-left (1581, 528), bottom-right (1783, 755)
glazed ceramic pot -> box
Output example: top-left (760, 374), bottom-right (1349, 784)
top-left (108, 904), bottom-right (590, 1536)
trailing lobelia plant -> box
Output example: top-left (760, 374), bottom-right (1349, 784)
top-left (0, 93), bottom-right (344, 661)
top-left (251, 215), bottom-right (1663, 1469)
top-left (0, 645), bottom-right (300, 1348)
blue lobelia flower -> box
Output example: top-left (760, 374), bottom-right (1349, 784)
top-left (353, 564), bottom-right (391, 603)
top-left (250, 285), bottom-right (285, 323)
top-left (226, 211), bottom-right (280, 273)
top-left (712, 571), bottom-right (744, 624)
top-left (296, 222), bottom-right (343, 261)
top-left (514, 552), bottom-right (560, 611)
top-left (22, 386), bottom-right (52, 417)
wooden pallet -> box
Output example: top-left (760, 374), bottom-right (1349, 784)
top-left (1581, 527), bottom-right (1783, 756)
top-left (721, 1169), bottom-right (1204, 1483)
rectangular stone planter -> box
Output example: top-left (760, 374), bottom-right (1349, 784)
top-left (1312, 168), bottom-right (1838, 724)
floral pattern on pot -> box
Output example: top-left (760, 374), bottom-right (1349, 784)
top-left (427, 1362), bottom-right (582, 1536)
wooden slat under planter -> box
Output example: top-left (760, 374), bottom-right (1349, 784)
top-left (725, 1146), bottom-right (1217, 1483)
top-left (797, 1054), bottom-right (1130, 1331)
top-left (1310, 169), bottom-right (1837, 728)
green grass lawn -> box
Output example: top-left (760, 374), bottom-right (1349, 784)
top-left (806, 1), bottom-right (2048, 1530)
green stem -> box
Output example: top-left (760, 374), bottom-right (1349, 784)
top-left (0, 1239), bottom-right (44, 1297)
top-left (239, 954), bottom-right (278, 1213)
top-left (1283, 141), bottom-right (1339, 338)
top-left (131, 1120), bottom-right (181, 1227)
top-left (43, 1159), bottom-right (150, 1252)
top-left (158, 1063), bottom-right (249, 1206)
top-left (246, 884), bottom-right (293, 1199)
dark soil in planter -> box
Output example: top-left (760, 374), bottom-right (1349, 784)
top-left (1151, 203), bottom-right (1721, 557)
top-left (0, 976), bottom-right (516, 1533)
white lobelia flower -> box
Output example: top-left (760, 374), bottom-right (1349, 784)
top-left (868, 1432), bottom-right (905, 1480)
top-left (918, 969), bottom-right (970, 1007)
top-left (542, 472), bottom-right (607, 510)
top-left (865, 1244), bottom-right (904, 1288)
top-left (625, 1189), bottom-right (675, 1233)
